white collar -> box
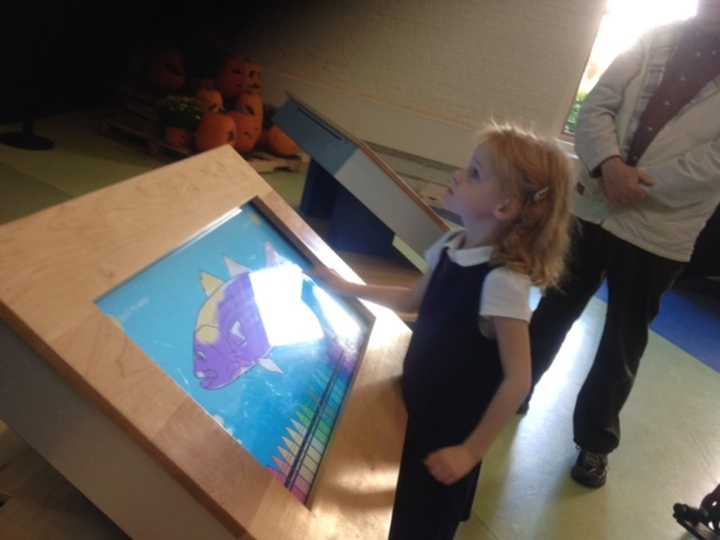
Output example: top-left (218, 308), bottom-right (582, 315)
top-left (444, 230), bottom-right (494, 267)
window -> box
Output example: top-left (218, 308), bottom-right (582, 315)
top-left (563, 0), bottom-right (699, 135)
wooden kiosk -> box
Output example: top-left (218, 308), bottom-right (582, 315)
top-left (0, 146), bottom-right (410, 539)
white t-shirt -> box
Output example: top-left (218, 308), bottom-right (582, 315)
top-left (424, 230), bottom-right (532, 337)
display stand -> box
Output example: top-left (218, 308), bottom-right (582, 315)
top-left (0, 146), bottom-right (410, 539)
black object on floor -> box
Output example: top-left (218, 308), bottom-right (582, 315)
top-left (674, 503), bottom-right (720, 540)
top-left (0, 118), bottom-right (54, 151)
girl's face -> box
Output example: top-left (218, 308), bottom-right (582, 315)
top-left (443, 145), bottom-right (508, 223)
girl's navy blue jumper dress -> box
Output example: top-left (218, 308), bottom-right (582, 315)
top-left (389, 246), bottom-right (504, 540)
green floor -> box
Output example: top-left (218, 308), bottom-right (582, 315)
top-left (0, 111), bottom-right (306, 225)
top-left (459, 298), bottom-right (719, 540)
top-left (1, 111), bottom-right (719, 540)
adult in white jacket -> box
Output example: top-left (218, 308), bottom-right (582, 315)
top-left (528, 1), bottom-right (720, 488)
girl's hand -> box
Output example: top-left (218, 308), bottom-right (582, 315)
top-left (424, 444), bottom-right (479, 485)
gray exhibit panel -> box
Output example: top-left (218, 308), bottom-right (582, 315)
top-left (273, 99), bottom-right (357, 176)
top-left (274, 96), bottom-right (448, 258)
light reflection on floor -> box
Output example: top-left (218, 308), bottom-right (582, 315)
top-left (457, 297), bottom-right (720, 540)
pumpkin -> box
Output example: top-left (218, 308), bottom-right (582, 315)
top-left (196, 87), bottom-right (223, 113)
top-left (195, 112), bottom-right (237, 152)
top-left (147, 49), bottom-right (186, 94)
top-left (228, 111), bottom-right (261, 153)
top-left (164, 126), bottom-right (192, 148)
top-left (266, 126), bottom-right (299, 157)
top-left (234, 92), bottom-right (263, 132)
top-left (215, 55), bottom-right (246, 100)
top-left (240, 61), bottom-right (263, 93)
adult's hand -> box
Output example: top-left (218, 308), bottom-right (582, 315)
top-left (600, 156), bottom-right (655, 206)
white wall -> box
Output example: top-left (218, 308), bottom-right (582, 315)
top-left (243, 0), bottom-right (604, 166)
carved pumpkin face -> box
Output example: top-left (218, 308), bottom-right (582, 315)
top-left (234, 92), bottom-right (263, 130)
top-left (215, 55), bottom-right (245, 100)
top-left (147, 50), bottom-right (186, 94)
top-left (195, 112), bottom-right (237, 152)
top-left (241, 62), bottom-right (263, 93)
top-left (196, 88), bottom-right (223, 113)
top-left (228, 111), bottom-right (261, 154)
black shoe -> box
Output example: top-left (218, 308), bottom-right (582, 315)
top-left (571, 449), bottom-right (608, 488)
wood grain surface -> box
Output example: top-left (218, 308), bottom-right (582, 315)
top-left (0, 146), bottom-right (410, 539)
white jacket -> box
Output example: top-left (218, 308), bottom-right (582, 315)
top-left (574, 21), bottom-right (720, 262)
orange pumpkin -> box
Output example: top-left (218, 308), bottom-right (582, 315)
top-left (195, 112), bottom-right (237, 152)
top-left (235, 92), bottom-right (263, 131)
top-left (215, 55), bottom-right (245, 100)
top-left (147, 50), bottom-right (186, 94)
top-left (164, 126), bottom-right (192, 149)
top-left (196, 88), bottom-right (223, 113)
top-left (267, 126), bottom-right (299, 157)
top-left (228, 111), bottom-right (261, 153)
top-left (240, 61), bottom-right (263, 93)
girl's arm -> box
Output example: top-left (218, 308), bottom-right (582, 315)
top-left (425, 316), bottom-right (531, 485)
top-left (312, 265), bottom-right (432, 313)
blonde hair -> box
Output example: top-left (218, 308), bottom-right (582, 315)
top-left (479, 123), bottom-right (574, 289)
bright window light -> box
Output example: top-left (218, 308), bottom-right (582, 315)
top-left (250, 263), bottom-right (324, 347)
top-left (565, 0), bottom-right (698, 134)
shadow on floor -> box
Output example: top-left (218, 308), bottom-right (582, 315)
top-left (0, 163), bottom-right (70, 225)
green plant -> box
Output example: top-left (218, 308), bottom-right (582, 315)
top-left (564, 90), bottom-right (588, 135)
top-left (157, 95), bottom-right (203, 130)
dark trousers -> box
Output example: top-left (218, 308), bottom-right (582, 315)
top-left (388, 416), bottom-right (481, 540)
top-left (530, 219), bottom-right (685, 454)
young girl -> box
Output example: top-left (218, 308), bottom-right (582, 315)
top-left (314, 123), bottom-right (573, 539)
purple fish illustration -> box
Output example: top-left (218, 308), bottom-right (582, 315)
top-left (193, 243), bottom-right (361, 390)
top-left (193, 243), bottom-right (290, 389)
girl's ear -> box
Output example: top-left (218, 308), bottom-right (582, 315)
top-left (494, 197), bottom-right (522, 222)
